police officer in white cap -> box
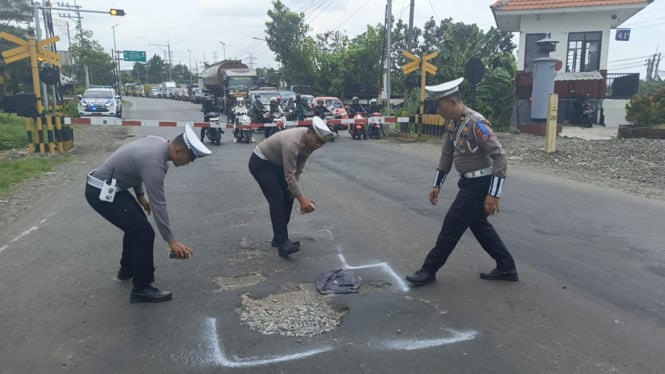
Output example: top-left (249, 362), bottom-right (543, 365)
top-left (405, 77), bottom-right (518, 287)
top-left (249, 117), bottom-right (334, 258)
top-left (85, 124), bottom-right (211, 303)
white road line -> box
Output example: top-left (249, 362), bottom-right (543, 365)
top-left (337, 252), bottom-right (410, 292)
top-left (204, 317), bottom-right (333, 368)
top-left (9, 226), bottom-right (38, 243)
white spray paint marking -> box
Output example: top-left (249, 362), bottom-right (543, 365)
top-left (380, 329), bottom-right (477, 351)
top-left (318, 229), bottom-right (334, 240)
top-left (204, 317), bottom-right (332, 368)
top-left (337, 252), bottom-right (410, 292)
top-left (9, 226), bottom-right (38, 243)
top-left (40, 219), bottom-right (47, 224)
top-left (0, 245), bottom-right (8, 254)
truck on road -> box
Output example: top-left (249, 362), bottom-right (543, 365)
top-left (200, 60), bottom-right (257, 114)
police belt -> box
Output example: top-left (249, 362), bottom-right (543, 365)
top-left (462, 167), bottom-right (493, 179)
top-left (87, 171), bottom-right (124, 191)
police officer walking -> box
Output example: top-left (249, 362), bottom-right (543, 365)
top-left (85, 124), bottom-right (211, 303)
top-left (405, 77), bottom-right (518, 287)
top-left (249, 117), bottom-right (334, 258)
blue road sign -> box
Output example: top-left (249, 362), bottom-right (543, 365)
top-left (616, 29), bottom-right (631, 41)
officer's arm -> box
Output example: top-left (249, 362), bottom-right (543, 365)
top-left (475, 121), bottom-right (507, 198)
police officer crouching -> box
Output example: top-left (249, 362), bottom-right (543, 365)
top-left (85, 124), bottom-right (211, 303)
top-left (249, 117), bottom-right (334, 258)
top-left (405, 77), bottom-right (518, 287)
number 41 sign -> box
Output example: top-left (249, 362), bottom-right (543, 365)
top-left (616, 29), bottom-right (631, 41)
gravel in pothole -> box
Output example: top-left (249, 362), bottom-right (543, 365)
top-left (238, 285), bottom-right (347, 337)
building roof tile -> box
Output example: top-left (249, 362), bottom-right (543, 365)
top-left (491, 0), bottom-right (651, 12)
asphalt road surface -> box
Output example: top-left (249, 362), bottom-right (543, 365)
top-left (1, 97), bottom-right (664, 373)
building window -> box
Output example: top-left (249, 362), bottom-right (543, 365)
top-left (566, 32), bottom-right (601, 72)
top-left (524, 33), bottom-right (548, 72)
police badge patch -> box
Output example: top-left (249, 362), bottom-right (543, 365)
top-left (475, 121), bottom-right (492, 142)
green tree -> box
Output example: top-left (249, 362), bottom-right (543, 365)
top-left (264, 0), bottom-right (315, 86)
top-left (68, 30), bottom-right (114, 86)
top-left (130, 62), bottom-right (147, 83)
top-left (145, 54), bottom-right (166, 83)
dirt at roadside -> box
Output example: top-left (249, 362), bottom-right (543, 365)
top-left (0, 126), bottom-right (131, 228)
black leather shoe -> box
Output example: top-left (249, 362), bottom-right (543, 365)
top-left (480, 268), bottom-right (519, 282)
top-left (272, 239), bottom-right (300, 248)
top-left (116, 267), bottom-right (133, 281)
top-left (278, 241), bottom-right (300, 258)
top-left (130, 286), bottom-right (172, 303)
top-left (405, 269), bottom-right (436, 287)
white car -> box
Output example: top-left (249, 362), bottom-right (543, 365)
top-left (78, 88), bottom-right (122, 118)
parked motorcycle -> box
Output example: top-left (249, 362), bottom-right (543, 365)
top-left (575, 95), bottom-right (597, 128)
top-left (349, 113), bottom-right (367, 140)
top-left (233, 106), bottom-right (254, 143)
top-left (205, 115), bottom-right (224, 145)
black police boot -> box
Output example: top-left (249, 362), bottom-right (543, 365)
top-left (116, 267), bottom-right (133, 281)
top-left (479, 268), bottom-right (519, 282)
top-left (271, 238), bottom-right (300, 248)
top-left (130, 285), bottom-right (172, 303)
top-left (278, 240), bottom-right (300, 258)
top-left (405, 269), bottom-right (436, 287)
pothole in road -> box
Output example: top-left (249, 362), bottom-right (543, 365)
top-left (212, 273), bottom-right (267, 292)
top-left (238, 285), bottom-right (348, 337)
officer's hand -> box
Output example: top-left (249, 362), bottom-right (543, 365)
top-left (300, 198), bottom-right (316, 214)
top-left (137, 195), bottom-right (151, 215)
top-left (484, 195), bottom-right (500, 216)
top-left (169, 240), bottom-right (193, 259)
top-left (429, 187), bottom-right (441, 205)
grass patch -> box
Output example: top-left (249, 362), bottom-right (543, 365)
top-left (0, 112), bottom-right (28, 150)
top-left (0, 156), bottom-right (69, 196)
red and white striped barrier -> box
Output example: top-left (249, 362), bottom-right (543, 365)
top-left (63, 116), bottom-right (411, 130)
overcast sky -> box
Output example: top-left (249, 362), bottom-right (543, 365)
top-left (45, 0), bottom-right (664, 79)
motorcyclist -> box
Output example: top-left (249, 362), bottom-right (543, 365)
top-left (348, 96), bottom-right (366, 117)
top-left (313, 98), bottom-right (331, 119)
top-left (313, 98), bottom-right (337, 137)
top-left (250, 95), bottom-right (266, 123)
top-left (368, 98), bottom-right (380, 114)
top-left (233, 97), bottom-right (250, 141)
top-left (264, 97), bottom-right (283, 137)
top-left (201, 96), bottom-right (218, 141)
top-left (366, 98), bottom-right (385, 137)
top-left (295, 95), bottom-right (313, 120)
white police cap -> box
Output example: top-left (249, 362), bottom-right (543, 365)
top-left (426, 77), bottom-right (465, 100)
top-left (312, 116), bottom-right (334, 143)
top-left (183, 123), bottom-right (212, 159)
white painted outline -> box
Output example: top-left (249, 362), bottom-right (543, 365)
top-left (337, 252), bottom-right (410, 292)
top-left (380, 330), bottom-right (477, 351)
top-left (204, 317), bottom-right (333, 368)
top-left (202, 317), bottom-right (476, 368)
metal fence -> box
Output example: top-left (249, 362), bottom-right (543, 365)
top-left (605, 73), bottom-right (640, 99)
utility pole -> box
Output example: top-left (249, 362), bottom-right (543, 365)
top-left (186, 49), bottom-right (192, 84)
top-left (646, 54), bottom-right (655, 82)
top-left (247, 53), bottom-right (256, 68)
top-left (404, 0), bottom-right (415, 104)
top-left (654, 53), bottom-right (662, 81)
top-left (111, 24), bottom-right (119, 93)
top-left (383, 0), bottom-right (392, 116)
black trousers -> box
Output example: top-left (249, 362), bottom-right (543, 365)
top-left (85, 184), bottom-right (155, 289)
top-left (248, 153), bottom-right (295, 243)
top-left (421, 176), bottom-right (516, 274)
